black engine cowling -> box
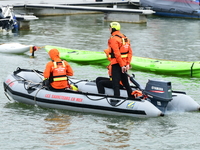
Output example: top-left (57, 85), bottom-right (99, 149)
top-left (144, 79), bottom-right (172, 112)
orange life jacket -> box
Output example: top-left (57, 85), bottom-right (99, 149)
top-left (108, 33), bottom-right (132, 67)
top-left (110, 34), bottom-right (130, 58)
top-left (51, 61), bottom-right (70, 88)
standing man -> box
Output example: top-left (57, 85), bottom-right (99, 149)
top-left (107, 22), bottom-right (133, 97)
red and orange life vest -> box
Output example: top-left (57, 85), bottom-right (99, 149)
top-left (52, 61), bottom-right (68, 82)
top-left (50, 61), bottom-right (70, 88)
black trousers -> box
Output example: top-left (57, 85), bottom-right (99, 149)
top-left (112, 64), bottom-right (132, 97)
top-left (96, 77), bottom-right (112, 94)
top-left (96, 76), bottom-right (125, 94)
top-left (48, 85), bottom-right (66, 92)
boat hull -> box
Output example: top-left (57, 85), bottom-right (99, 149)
top-left (3, 68), bottom-right (200, 118)
top-left (0, 43), bottom-right (33, 54)
top-left (3, 69), bottom-right (163, 118)
top-left (154, 11), bottom-right (200, 19)
top-left (140, 0), bottom-right (200, 19)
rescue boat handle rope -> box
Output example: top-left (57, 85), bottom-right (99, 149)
top-left (84, 94), bottom-right (127, 107)
top-left (84, 94), bottom-right (108, 101)
top-left (67, 78), bottom-right (88, 87)
top-left (68, 78), bottom-right (128, 107)
top-left (34, 86), bottom-right (45, 105)
top-left (13, 72), bottom-right (42, 90)
top-left (67, 79), bottom-right (127, 107)
top-left (23, 80), bottom-right (42, 90)
top-left (14, 72), bottom-right (44, 105)
top-left (24, 79), bottom-right (126, 107)
top-left (11, 70), bottom-right (127, 107)
top-left (5, 77), bottom-right (126, 107)
top-left (32, 69), bottom-right (43, 80)
top-left (22, 79), bottom-right (45, 105)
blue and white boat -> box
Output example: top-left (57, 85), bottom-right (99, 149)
top-left (0, 5), bottom-right (38, 32)
top-left (0, 5), bottom-right (18, 32)
top-left (140, 0), bottom-right (200, 19)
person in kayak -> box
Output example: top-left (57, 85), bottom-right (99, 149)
top-left (43, 48), bottom-right (74, 91)
top-left (106, 22), bottom-right (133, 97)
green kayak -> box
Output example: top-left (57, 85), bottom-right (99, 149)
top-left (131, 57), bottom-right (200, 77)
top-left (45, 45), bottom-right (109, 66)
top-left (45, 45), bottom-right (200, 78)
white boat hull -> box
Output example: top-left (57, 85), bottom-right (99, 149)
top-left (3, 68), bottom-right (200, 118)
top-left (0, 43), bottom-right (33, 54)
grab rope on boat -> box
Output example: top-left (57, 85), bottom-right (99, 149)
top-left (23, 79), bottom-right (46, 105)
top-left (32, 69), bottom-right (44, 80)
top-left (33, 86), bottom-right (45, 105)
top-left (68, 78), bottom-right (129, 107)
top-left (13, 68), bottom-right (45, 105)
top-left (7, 67), bottom-right (131, 107)
top-left (21, 78), bottom-right (45, 105)
top-left (83, 92), bottom-right (127, 107)
top-left (68, 78), bottom-right (88, 85)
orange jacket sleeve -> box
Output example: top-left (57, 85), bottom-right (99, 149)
top-left (43, 62), bottom-right (52, 79)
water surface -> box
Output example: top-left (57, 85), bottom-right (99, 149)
top-left (0, 10), bottom-right (200, 150)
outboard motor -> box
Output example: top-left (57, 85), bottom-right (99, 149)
top-left (144, 79), bottom-right (172, 112)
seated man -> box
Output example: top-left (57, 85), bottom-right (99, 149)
top-left (43, 49), bottom-right (74, 91)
